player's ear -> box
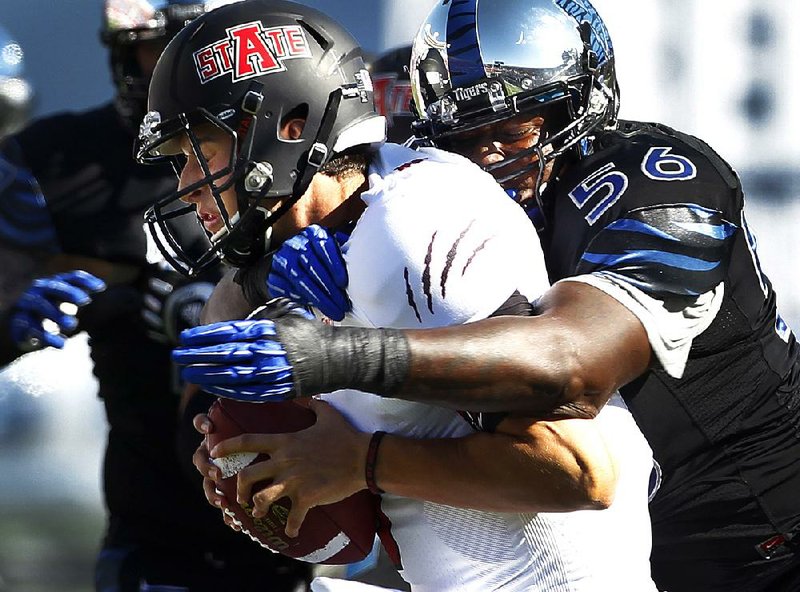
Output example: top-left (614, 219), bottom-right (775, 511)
top-left (279, 104), bottom-right (308, 141)
top-left (282, 118), bottom-right (306, 140)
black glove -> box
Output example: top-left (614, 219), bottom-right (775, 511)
top-left (141, 261), bottom-right (215, 344)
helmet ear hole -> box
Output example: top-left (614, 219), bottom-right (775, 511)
top-left (280, 103), bottom-right (309, 140)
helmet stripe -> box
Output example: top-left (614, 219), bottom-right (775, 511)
top-left (446, 0), bottom-right (485, 87)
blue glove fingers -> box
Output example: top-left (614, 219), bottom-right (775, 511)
top-left (272, 234), bottom-right (335, 295)
top-left (275, 231), bottom-right (337, 297)
top-left (178, 319), bottom-right (279, 346)
top-left (308, 224), bottom-right (349, 289)
top-left (30, 279), bottom-right (93, 307)
top-left (297, 227), bottom-right (345, 297)
top-left (172, 338), bottom-right (287, 365)
top-left (305, 226), bottom-right (350, 318)
top-left (267, 260), bottom-right (307, 302)
top-left (269, 227), bottom-right (350, 320)
top-left (180, 363), bottom-right (292, 386)
top-left (14, 292), bottom-right (78, 332)
top-left (201, 384), bottom-right (295, 402)
top-left (55, 270), bottom-right (107, 294)
top-left (9, 311), bottom-right (67, 349)
top-left (37, 328), bottom-right (68, 349)
top-left (298, 259), bottom-right (349, 320)
top-left (270, 260), bottom-right (341, 320)
top-left (15, 291), bottom-right (65, 321)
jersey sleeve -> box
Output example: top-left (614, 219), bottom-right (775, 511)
top-left (576, 203), bottom-right (738, 298)
top-left (564, 272), bottom-right (724, 379)
top-left (553, 125), bottom-right (742, 379)
top-left (569, 201), bottom-right (737, 379)
top-left (345, 149), bottom-right (548, 330)
top-left (0, 139), bottom-right (59, 252)
top-left (567, 203), bottom-right (737, 380)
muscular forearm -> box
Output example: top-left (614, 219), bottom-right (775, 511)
top-left (388, 282), bottom-right (651, 418)
top-left (374, 417), bottom-right (617, 513)
top-left (193, 277), bottom-right (651, 419)
top-left (264, 283), bottom-right (650, 418)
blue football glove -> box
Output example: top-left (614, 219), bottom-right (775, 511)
top-left (173, 298), bottom-right (313, 400)
top-left (9, 270), bottom-right (106, 350)
top-left (267, 224), bottom-right (351, 321)
top-left (173, 298), bottom-right (409, 402)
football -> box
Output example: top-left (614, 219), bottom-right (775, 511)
top-left (206, 398), bottom-right (378, 564)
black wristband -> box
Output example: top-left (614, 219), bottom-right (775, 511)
top-left (365, 431), bottom-right (386, 495)
top-left (271, 315), bottom-right (411, 398)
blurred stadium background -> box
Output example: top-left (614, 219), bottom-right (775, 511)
top-left (0, 0), bottom-right (797, 590)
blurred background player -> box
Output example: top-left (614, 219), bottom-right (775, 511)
top-left (0, 20), bottom-right (45, 364)
top-left (0, 1), bottom-right (311, 590)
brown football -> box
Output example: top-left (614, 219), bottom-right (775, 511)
top-left (206, 398), bottom-right (378, 564)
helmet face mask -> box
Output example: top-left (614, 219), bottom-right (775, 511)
top-left (138, 107), bottom-right (253, 274)
top-left (136, 0), bottom-right (385, 276)
top-left (410, 0), bottom-right (618, 197)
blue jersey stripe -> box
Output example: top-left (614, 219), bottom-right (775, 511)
top-left (582, 249), bottom-right (721, 272)
top-left (576, 204), bottom-right (736, 298)
top-left (605, 218), bottom-right (681, 241)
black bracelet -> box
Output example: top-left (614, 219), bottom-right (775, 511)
top-left (365, 431), bottom-right (387, 495)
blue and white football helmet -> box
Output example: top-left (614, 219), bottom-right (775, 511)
top-left (410, 0), bottom-right (619, 187)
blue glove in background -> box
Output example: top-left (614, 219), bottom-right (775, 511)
top-left (267, 224), bottom-right (351, 321)
top-left (9, 270), bottom-right (106, 350)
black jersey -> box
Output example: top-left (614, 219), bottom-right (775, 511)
top-left (539, 121), bottom-right (800, 565)
top-left (1, 104), bottom-right (309, 582)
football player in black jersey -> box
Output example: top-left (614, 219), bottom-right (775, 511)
top-left (171, 0), bottom-right (800, 590)
top-left (0, 1), bottom-right (311, 590)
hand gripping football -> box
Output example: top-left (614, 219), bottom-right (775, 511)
top-left (206, 398), bottom-right (378, 564)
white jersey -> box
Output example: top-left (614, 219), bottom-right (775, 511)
top-left (318, 144), bottom-right (657, 592)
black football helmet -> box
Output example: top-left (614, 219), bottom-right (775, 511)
top-left (410, 0), bottom-right (618, 190)
top-left (135, 0), bottom-right (385, 276)
top-left (100, 0), bottom-right (219, 130)
top-left (0, 23), bottom-right (32, 140)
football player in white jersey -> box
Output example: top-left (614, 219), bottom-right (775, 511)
top-left (135, 1), bottom-right (657, 590)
